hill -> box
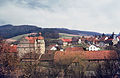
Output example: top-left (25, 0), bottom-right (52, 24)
top-left (0, 24), bottom-right (101, 39)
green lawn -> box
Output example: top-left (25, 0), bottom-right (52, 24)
top-left (59, 33), bottom-right (81, 39)
top-left (10, 34), bottom-right (29, 40)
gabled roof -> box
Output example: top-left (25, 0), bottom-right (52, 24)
top-left (40, 54), bottom-right (54, 61)
top-left (25, 36), bottom-right (44, 43)
top-left (61, 38), bottom-right (72, 42)
top-left (54, 50), bottom-right (118, 63)
top-left (81, 37), bottom-right (99, 42)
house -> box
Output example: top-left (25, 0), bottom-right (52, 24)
top-left (47, 44), bottom-right (63, 51)
top-left (71, 37), bottom-right (80, 45)
top-left (78, 38), bottom-right (82, 44)
top-left (99, 36), bottom-right (109, 41)
top-left (112, 37), bottom-right (119, 45)
top-left (88, 45), bottom-right (100, 51)
top-left (47, 44), bottom-right (58, 51)
top-left (105, 39), bottom-right (113, 46)
top-left (60, 38), bottom-right (72, 46)
top-left (105, 37), bottom-right (119, 46)
top-left (104, 33), bottom-right (120, 46)
top-left (96, 36), bottom-right (109, 47)
top-left (81, 37), bottom-right (99, 45)
top-left (17, 33), bottom-right (45, 57)
top-left (54, 50), bottom-right (118, 77)
top-left (37, 49), bottom-right (118, 78)
top-left (97, 41), bottom-right (106, 47)
top-left (54, 50), bottom-right (118, 63)
top-left (50, 46), bottom-right (57, 51)
top-left (1, 43), bottom-right (17, 58)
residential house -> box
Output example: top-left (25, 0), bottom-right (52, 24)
top-left (105, 37), bottom-right (119, 46)
top-left (97, 36), bottom-right (109, 47)
top-left (88, 45), bottom-right (100, 51)
top-left (47, 44), bottom-right (63, 51)
top-left (104, 34), bottom-right (120, 46)
top-left (112, 37), bottom-right (119, 45)
top-left (81, 37), bottom-right (99, 45)
top-left (50, 46), bottom-right (57, 51)
top-left (78, 38), bottom-right (82, 44)
top-left (60, 38), bottom-right (72, 46)
top-left (72, 37), bottom-right (80, 45)
top-left (1, 43), bottom-right (17, 58)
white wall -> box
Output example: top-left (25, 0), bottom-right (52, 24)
top-left (89, 45), bottom-right (100, 51)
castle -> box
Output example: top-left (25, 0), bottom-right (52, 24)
top-left (17, 33), bottom-right (45, 57)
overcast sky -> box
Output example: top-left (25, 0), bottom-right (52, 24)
top-left (0, 0), bottom-right (120, 34)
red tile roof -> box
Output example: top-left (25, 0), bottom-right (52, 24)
top-left (1, 43), bottom-right (17, 53)
top-left (54, 50), bottom-right (118, 63)
top-left (25, 36), bottom-right (44, 43)
top-left (81, 37), bottom-right (99, 42)
top-left (9, 45), bottom-right (17, 52)
top-left (37, 36), bottom-right (44, 40)
top-left (61, 38), bottom-right (72, 42)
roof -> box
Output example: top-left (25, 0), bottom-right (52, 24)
top-left (54, 50), bottom-right (118, 63)
top-left (65, 47), bottom-right (84, 51)
top-left (40, 54), bottom-right (54, 61)
top-left (9, 45), bottom-right (17, 52)
top-left (81, 37), bottom-right (99, 42)
top-left (47, 44), bottom-right (56, 50)
top-left (61, 38), bottom-right (72, 42)
top-left (99, 36), bottom-right (108, 41)
top-left (0, 43), bottom-right (17, 53)
top-left (25, 36), bottom-right (44, 43)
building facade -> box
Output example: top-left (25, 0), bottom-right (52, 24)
top-left (17, 35), bottom-right (45, 57)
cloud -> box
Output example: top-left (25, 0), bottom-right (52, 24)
top-left (0, 0), bottom-right (120, 33)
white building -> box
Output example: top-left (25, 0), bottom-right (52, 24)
top-left (78, 39), bottom-right (82, 44)
top-left (88, 45), bottom-right (100, 51)
top-left (50, 46), bottom-right (57, 50)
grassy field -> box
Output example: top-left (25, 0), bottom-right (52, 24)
top-left (10, 33), bottom-right (81, 40)
top-left (10, 34), bottom-right (29, 40)
top-left (59, 33), bottom-right (81, 39)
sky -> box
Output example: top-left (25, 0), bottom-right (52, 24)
top-left (0, 0), bottom-right (120, 34)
